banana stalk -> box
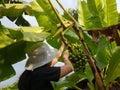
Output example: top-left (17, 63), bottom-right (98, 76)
top-left (55, 0), bottom-right (106, 90)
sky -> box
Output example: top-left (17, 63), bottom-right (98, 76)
top-left (116, 0), bottom-right (120, 12)
top-left (0, 0), bottom-right (120, 88)
top-left (24, 0), bottom-right (120, 13)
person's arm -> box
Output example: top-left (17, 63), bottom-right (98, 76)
top-left (60, 50), bottom-right (73, 78)
top-left (50, 41), bottom-right (65, 67)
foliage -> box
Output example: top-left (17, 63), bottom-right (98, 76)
top-left (0, 0), bottom-right (120, 90)
top-left (0, 1), bottom-right (50, 81)
top-left (119, 13), bottom-right (120, 22)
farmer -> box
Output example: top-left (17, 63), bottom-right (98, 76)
top-left (18, 41), bottom-right (73, 90)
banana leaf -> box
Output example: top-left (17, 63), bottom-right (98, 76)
top-left (103, 0), bottom-right (118, 26)
top-left (95, 37), bottom-right (109, 69)
top-left (0, 41), bottom-right (26, 81)
top-left (78, 1), bottom-right (93, 30)
top-left (30, 0), bottom-right (58, 32)
top-left (105, 46), bottom-right (120, 85)
top-left (87, 0), bottom-right (103, 28)
top-left (0, 26), bottom-right (50, 81)
top-left (20, 27), bottom-right (50, 42)
top-left (0, 4), bottom-right (31, 20)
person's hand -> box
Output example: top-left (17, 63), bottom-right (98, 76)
top-left (61, 41), bottom-right (65, 49)
top-left (50, 41), bottom-right (65, 67)
top-left (60, 50), bottom-right (73, 78)
top-left (62, 50), bottom-right (69, 60)
top-left (57, 41), bottom-right (65, 57)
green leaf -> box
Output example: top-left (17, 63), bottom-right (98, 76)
top-left (0, 0), bottom-right (5, 7)
top-left (78, 1), bottom-right (93, 29)
top-left (78, 0), bottom-right (118, 29)
top-left (83, 32), bottom-right (97, 55)
top-left (95, 37), bottom-right (109, 69)
top-left (0, 26), bottom-right (23, 48)
top-left (64, 27), bottom-right (79, 43)
top-left (46, 34), bottom-right (61, 49)
top-left (36, 0), bottom-right (58, 24)
top-left (66, 72), bottom-right (85, 84)
top-left (84, 63), bottom-right (94, 83)
top-left (54, 72), bottom-right (84, 90)
top-left (105, 46), bottom-right (120, 85)
top-left (0, 64), bottom-right (15, 81)
top-left (0, 34), bottom-right (14, 48)
top-left (0, 41), bottom-right (26, 81)
top-left (20, 27), bottom-right (50, 42)
top-left (84, 63), bottom-right (95, 90)
top-left (7, 28), bottom-right (23, 41)
top-left (53, 80), bottom-right (78, 90)
top-left (0, 26), bottom-right (50, 81)
top-left (87, 0), bottom-right (102, 14)
top-left (103, 0), bottom-right (119, 26)
top-left (87, 0), bottom-right (103, 28)
top-left (30, 0), bottom-right (58, 31)
top-left (0, 4), bottom-right (31, 19)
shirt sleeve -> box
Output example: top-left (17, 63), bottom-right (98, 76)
top-left (32, 66), bottom-right (60, 82)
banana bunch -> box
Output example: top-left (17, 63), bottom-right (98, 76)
top-left (68, 43), bottom-right (88, 72)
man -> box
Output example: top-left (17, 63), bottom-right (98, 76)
top-left (18, 41), bottom-right (73, 90)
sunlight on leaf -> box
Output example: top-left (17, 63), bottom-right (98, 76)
top-left (21, 27), bottom-right (50, 42)
top-left (0, 34), bottom-right (14, 48)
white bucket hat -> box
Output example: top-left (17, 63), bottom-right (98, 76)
top-left (25, 42), bottom-right (58, 70)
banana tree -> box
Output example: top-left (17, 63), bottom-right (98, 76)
top-left (52, 0), bottom-right (120, 90)
top-left (46, 0), bottom-right (120, 90)
top-left (0, 0), bottom-right (120, 90)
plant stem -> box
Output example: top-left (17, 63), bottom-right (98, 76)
top-left (73, 26), bottom-right (106, 90)
top-left (56, 0), bottom-right (106, 90)
top-left (48, 0), bottom-right (66, 28)
top-left (74, 86), bottom-right (82, 90)
top-left (56, 0), bottom-right (77, 24)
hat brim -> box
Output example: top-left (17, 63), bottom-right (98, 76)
top-left (25, 43), bottom-right (58, 70)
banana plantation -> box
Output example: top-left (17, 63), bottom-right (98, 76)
top-left (0, 0), bottom-right (120, 90)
